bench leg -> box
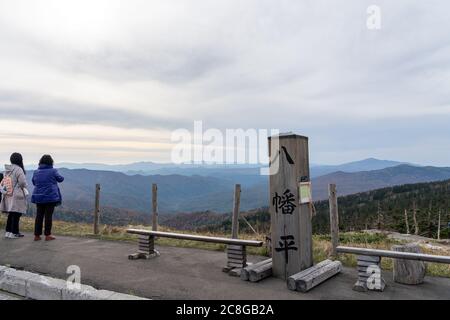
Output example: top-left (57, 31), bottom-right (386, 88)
top-left (353, 255), bottom-right (385, 292)
top-left (223, 245), bottom-right (247, 274)
top-left (128, 235), bottom-right (160, 260)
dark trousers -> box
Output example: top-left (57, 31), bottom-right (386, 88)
top-left (6, 212), bottom-right (22, 234)
top-left (34, 203), bottom-right (56, 236)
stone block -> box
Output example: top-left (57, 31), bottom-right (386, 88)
top-left (392, 244), bottom-right (427, 285)
top-left (61, 284), bottom-right (98, 300)
top-left (0, 269), bottom-right (35, 297)
top-left (26, 275), bottom-right (66, 300)
top-left (108, 292), bottom-right (149, 300)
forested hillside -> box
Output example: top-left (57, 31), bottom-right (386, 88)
top-left (163, 179), bottom-right (450, 238)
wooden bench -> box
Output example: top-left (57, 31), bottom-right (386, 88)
top-left (126, 229), bottom-right (264, 269)
top-left (337, 246), bottom-right (450, 263)
top-left (336, 246), bottom-right (450, 291)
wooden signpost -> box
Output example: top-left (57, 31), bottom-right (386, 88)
top-left (268, 133), bottom-right (313, 280)
top-left (152, 184), bottom-right (158, 231)
top-left (231, 184), bottom-right (241, 239)
top-left (94, 184), bottom-right (101, 235)
top-left (328, 184), bottom-right (339, 258)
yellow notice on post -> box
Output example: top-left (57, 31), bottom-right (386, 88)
top-left (299, 181), bottom-right (312, 204)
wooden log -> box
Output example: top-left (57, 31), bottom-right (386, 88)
top-left (287, 259), bottom-right (339, 290)
top-left (357, 272), bottom-right (372, 279)
top-left (228, 257), bottom-right (245, 263)
top-left (227, 250), bottom-right (245, 256)
top-left (357, 260), bottom-right (382, 268)
top-left (93, 184), bottom-right (101, 235)
top-left (249, 262), bottom-right (273, 282)
top-left (287, 260), bottom-right (331, 290)
top-left (287, 260), bottom-right (342, 292)
top-left (241, 259), bottom-right (272, 281)
top-left (152, 184), bottom-right (158, 231)
top-left (227, 246), bottom-right (244, 251)
top-left (231, 184), bottom-right (241, 239)
top-left (356, 255), bottom-right (381, 263)
top-left (392, 244), bottom-right (426, 285)
top-left (128, 250), bottom-right (160, 260)
top-left (269, 134), bottom-right (313, 280)
top-left (228, 268), bottom-right (242, 277)
top-left (228, 250), bottom-right (244, 255)
top-left (328, 184), bottom-right (339, 257)
top-left (357, 266), bottom-right (370, 273)
top-left (128, 253), bottom-right (146, 260)
top-left (227, 244), bottom-right (246, 251)
top-left (228, 261), bottom-right (245, 268)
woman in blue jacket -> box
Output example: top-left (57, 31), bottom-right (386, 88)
top-left (31, 155), bottom-right (64, 241)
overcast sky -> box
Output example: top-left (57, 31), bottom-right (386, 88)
top-left (0, 0), bottom-right (449, 166)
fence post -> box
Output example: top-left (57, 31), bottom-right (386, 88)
top-left (328, 184), bottom-right (339, 258)
top-left (94, 184), bottom-right (101, 235)
top-left (437, 210), bottom-right (441, 240)
top-left (231, 184), bottom-right (241, 239)
top-left (152, 184), bottom-right (158, 231)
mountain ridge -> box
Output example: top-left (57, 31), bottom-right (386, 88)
top-left (23, 158), bottom-right (419, 178)
top-left (20, 163), bottom-right (450, 216)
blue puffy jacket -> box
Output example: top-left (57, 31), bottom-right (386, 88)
top-left (31, 164), bottom-right (64, 205)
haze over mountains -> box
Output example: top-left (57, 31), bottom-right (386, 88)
top-left (21, 158), bottom-right (450, 220)
top-left (310, 158), bottom-right (413, 177)
top-left (26, 157), bottom-right (410, 180)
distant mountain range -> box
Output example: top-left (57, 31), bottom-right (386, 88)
top-left (21, 161), bottom-right (450, 219)
top-left (24, 158), bottom-right (413, 179)
top-left (311, 164), bottom-right (450, 200)
top-left (24, 169), bottom-right (233, 214)
top-left (310, 158), bottom-right (413, 177)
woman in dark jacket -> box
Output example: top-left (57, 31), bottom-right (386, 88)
top-left (31, 155), bottom-right (64, 241)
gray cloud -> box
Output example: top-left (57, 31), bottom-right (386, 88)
top-left (0, 0), bottom-right (449, 165)
top-left (0, 89), bottom-right (187, 130)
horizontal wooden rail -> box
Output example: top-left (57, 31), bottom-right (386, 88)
top-left (127, 229), bottom-right (263, 247)
top-left (336, 246), bottom-right (450, 264)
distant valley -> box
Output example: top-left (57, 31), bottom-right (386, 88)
top-left (20, 159), bottom-right (450, 227)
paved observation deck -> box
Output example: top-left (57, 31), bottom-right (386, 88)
top-left (0, 233), bottom-right (449, 300)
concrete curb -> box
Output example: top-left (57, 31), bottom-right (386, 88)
top-left (0, 266), bottom-right (149, 300)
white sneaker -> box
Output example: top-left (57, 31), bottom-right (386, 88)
top-left (4, 232), bottom-right (11, 238)
top-left (9, 234), bottom-right (20, 239)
